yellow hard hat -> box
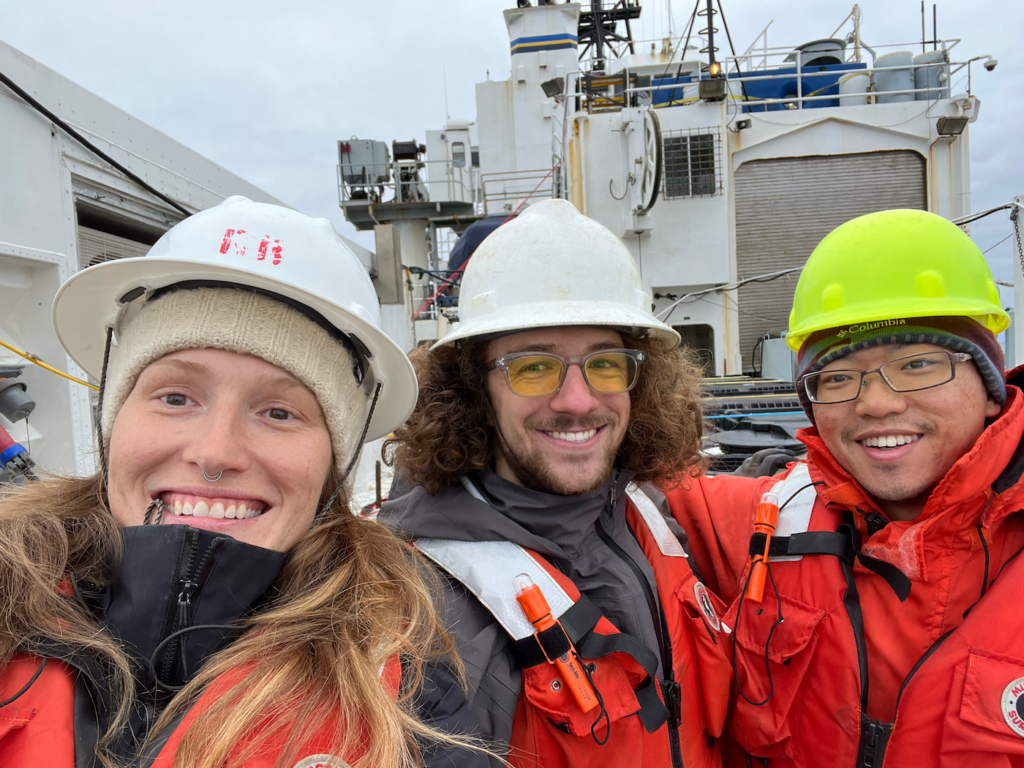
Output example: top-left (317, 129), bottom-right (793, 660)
top-left (787, 209), bottom-right (1009, 351)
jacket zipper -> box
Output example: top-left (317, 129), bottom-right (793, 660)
top-left (595, 485), bottom-right (685, 768)
top-left (159, 529), bottom-right (203, 685)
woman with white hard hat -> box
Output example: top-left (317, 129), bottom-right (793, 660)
top-left (0, 197), bottom-right (482, 768)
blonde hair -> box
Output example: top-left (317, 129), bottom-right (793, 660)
top-left (0, 471), bottom-right (476, 768)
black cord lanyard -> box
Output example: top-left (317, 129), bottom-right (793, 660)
top-left (731, 481), bottom-right (821, 708)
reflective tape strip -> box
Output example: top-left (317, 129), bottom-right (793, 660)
top-left (414, 538), bottom-right (574, 641)
top-left (771, 462), bottom-right (816, 563)
top-left (626, 482), bottom-right (688, 558)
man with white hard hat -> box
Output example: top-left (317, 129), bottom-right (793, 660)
top-left (380, 199), bottom-right (730, 768)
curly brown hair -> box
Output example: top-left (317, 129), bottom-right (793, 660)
top-left (385, 333), bottom-right (707, 495)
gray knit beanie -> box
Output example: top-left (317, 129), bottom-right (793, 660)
top-left (101, 287), bottom-right (366, 474)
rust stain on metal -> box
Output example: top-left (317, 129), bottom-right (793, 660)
top-left (570, 120), bottom-right (584, 213)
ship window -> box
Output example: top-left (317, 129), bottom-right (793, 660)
top-left (662, 129), bottom-right (721, 199)
top-left (471, 147), bottom-right (480, 167)
top-left (452, 142), bottom-right (466, 168)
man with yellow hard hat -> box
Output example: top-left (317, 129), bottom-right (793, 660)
top-left (665, 209), bottom-right (1024, 767)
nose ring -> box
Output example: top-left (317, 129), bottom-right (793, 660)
top-left (203, 470), bottom-right (223, 483)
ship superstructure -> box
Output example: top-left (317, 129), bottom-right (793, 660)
top-left (339, 1), bottom-right (997, 378)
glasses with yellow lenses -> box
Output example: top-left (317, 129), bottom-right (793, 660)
top-left (487, 349), bottom-right (645, 397)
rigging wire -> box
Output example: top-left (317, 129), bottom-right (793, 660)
top-left (953, 200), bottom-right (1023, 226)
top-left (657, 267), bottom-right (802, 323)
top-left (0, 339), bottom-right (99, 391)
top-left (983, 232), bottom-right (1015, 255)
top-left (0, 71), bottom-right (192, 218)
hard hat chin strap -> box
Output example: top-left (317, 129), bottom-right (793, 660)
top-left (96, 327), bottom-right (115, 490)
top-left (314, 382), bottom-right (382, 527)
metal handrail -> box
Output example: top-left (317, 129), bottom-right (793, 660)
top-left (337, 159), bottom-right (473, 206)
top-left (596, 54), bottom-right (964, 112)
top-left (481, 169), bottom-right (555, 215)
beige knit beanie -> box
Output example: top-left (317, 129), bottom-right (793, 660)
top-left (101, 287), bottom-right (365, 474)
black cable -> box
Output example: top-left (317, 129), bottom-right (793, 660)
top-left (146, 623), bottom-right (242, 693)
top-left (0, 657), bottom-right (47, 707)
top-left (660, 0), bottom-right (699, 107)
top-left (731, 563), bottom-right (784, 707)
top-left (582, 661), bottom-right (611, 745)
top-left (96, 327), bottom-right (114, 489)
top-left (0, 71), bottom-right (191, 217)
top-left (667, 4), bottom-right (701, 107)
top-left (977, 524), bottom-right (990, 601)
top-left (751, 336), bottom-right (766, 377)
top-left (730, 481), bottom-right (820, 707)
top-left (953, 203), bottom-right (1014, 227)
top-left (714, 0), bottom-right (751, 107)
top-left (962, 524), bottom-right (993, 619)
top-left (994, 543), bottom-right (1024, 582)
top-left (315, 383), bottom-right (383, 524)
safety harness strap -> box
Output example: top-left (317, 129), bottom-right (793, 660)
top-left (509, 594), bottom-right (602, 667)
top-left (750, 530), bottom-right (853, 560)
top-left (574, 628), bottom-right (668, 734)
top-left (749, 528), bottom-right (911, 602)
top-left (505, 580), bottom-right (669, 733)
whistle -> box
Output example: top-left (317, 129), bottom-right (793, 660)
top-left (514, 574), bottom-right (597, 713)
top-left (745, 490), bottom-right (780, 603)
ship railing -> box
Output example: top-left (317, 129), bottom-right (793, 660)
top-left (337, 159), bottom-right (476, 207)
top-left (581, 42), bottom-right (977, 113)
top-left (724, 37), bottom-right (963, 71)
top-left (403, 270), bottom-right (462, 323)
top-left (481, 169), bottom-right (555, 216)
top-left (620, 31), bottom-right (962, 70)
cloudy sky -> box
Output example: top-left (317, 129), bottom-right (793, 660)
top-left (3, 0), bottom-right (1021, 300)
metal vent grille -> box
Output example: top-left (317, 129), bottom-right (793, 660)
top-left (662, 127), bottom-right (721, 199)
top-left (734, 151), bottom-right (926, 373)
top-left (77, 226), bottom-right (150, 271)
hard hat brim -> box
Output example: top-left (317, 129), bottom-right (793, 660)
top-left (52, 257), bottom-right (417, 442)
top-left (434, 300), bottom-right (681, 348)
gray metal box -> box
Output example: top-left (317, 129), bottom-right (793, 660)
top-left (760, 336), bottom-right (797, 383)
top-left (339, 139), bottom-right (390, 185)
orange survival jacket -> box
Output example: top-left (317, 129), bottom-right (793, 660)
top-left (0, 651), bottom-right (401, 767)
top-left (416, 483), bottom-right (732, 768)
top-left (666, 385), bottom-right (1024, 767)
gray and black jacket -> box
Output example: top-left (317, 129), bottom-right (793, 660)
top-left (379, 468), bottom-right (695, 763)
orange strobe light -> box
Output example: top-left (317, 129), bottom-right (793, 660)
top-left (745, 491), bottom-right (781, 603)
top-left (514, 574), bottom-right (598, 713)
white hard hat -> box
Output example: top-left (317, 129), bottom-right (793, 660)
top-left (436, 199), bottom-right (679, 348)
top-left (53, 196), bottom-right (416, 442)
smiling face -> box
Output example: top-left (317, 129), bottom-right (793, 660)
top-left (107, 348), bottom-right (333, 551)
top-left (484, 326), bottom-right (632, 495)
top-left (811, 342), bottom-right (1000, 520)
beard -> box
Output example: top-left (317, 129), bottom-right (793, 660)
top-left (495, 414), bottom-right (622, 496)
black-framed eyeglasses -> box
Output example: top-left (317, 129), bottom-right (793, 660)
top-left (486, 349), bottom-right (645, 397)
top-left (801, 350), bottom-right (974, 405)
